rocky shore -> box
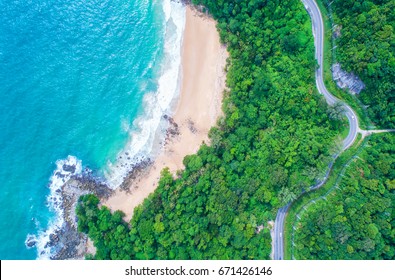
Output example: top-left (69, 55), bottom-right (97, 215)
top-left (53, 175), bottom-right (112, 259)
top-left (26, 169), bottom-right (113, 259)
top-left (25, 113), bottom-right (185, 259)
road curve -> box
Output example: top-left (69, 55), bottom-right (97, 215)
top-left (273, 0), bottom-right (359, 260)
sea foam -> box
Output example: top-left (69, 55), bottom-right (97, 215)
top-left (25, 156), bottom-right (82, 259)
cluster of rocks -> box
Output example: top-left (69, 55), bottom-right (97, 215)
top-left (117, 113), bottom-right (185, 193)
top-left (119, 158), bottom-right (153, 192)
top-left (177, 0), bottom-right (191, 5)
top-left (25, 170), bottom-right (114, 260)
top-left (163, 114), bottom-right (180, 141)
top-left (52, 174), bottom-right (113, 259)
top-left (333, 25), bottom-right (341, 39)
top-left (332, 63), bottom-right (365, 95)
top-left (330, 22), bottom-right (365, 95)
top-left (117, 152), bottom-right (149, 165)
top-left (117, 114), bottom-right (183, 193)
top-left (187, 119), bottom-right (197, 134)
top-left (46, 223), bottom-right (86, 260)
top-left (178, 0), bottom-right (207, 14)
top-left (62, 175), bottom-right (113, 226)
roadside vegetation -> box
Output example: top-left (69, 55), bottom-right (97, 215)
top-left (76, 0), bottom-right (342, 260)
top-left (292, 134), bottom-right (395, 259)
top-left (315, 0), bottom-right (374, 129)
top-left (284, 133), bottom-right (364, 259)
top-left (329, 0), bottom-right (395, 128)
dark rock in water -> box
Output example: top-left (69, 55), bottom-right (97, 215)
top-left (62, 164), bottom-right (76, 173)
top-left (50, 233), bottom-right (60, 243)
top-left (26, 238), bottom-right (37, 248)
top-left (50, 223), bottom-right (87, 260)
top-left (46, 232), bottom-right (61, 248)
top-left (55, 171), bottom-right (65, 178)
top-left (83, 168), bottom-right (92, 175)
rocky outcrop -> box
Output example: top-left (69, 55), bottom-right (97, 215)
top-left (332, 64), bottom-right (365, 95)
top-left (333, 25), bottom-right (341, 39)
top-left (163, 114), bottom-right (180, 140)
top-left (119, 158), bottom-right (153, 192)
top-left (25, 164), bottom-right (113, 260)
top-left (50, 174), bottom-right (113, 259)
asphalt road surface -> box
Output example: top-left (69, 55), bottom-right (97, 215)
top-left (273, 0), bottom-right (359, 260)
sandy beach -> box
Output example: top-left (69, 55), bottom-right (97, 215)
top-left (103, 6), bottom-right (228, 221)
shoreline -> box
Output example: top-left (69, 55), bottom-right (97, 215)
top-left (26, 3), bottom-right (227, 260)
top-left (103, 6), bottom-right (228, 222)
top-left (103, 1), bottom-right (186, 189)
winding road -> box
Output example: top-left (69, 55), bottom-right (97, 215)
top-left (273, 0), bottom-right (359, 260)
top-left (304, 0), bottom-right (359, 150)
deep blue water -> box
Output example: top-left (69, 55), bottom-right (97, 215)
top-left (0, 0), bottom-right (168, 259)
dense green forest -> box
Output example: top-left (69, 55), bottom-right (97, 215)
top-left (294, 133), bottom-right (395, 259)
top-left (329, 0), bottom-right (395, 128)
top-left (76, 0), bottom-right (342, 259)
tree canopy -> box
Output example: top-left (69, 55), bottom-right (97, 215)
top-left (330, 0), bottom-right (395, 128)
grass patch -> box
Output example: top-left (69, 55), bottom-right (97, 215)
top-left (339, 121), bottom-right (350, 140)
top-left (284, 133), bottom-right (365, 259)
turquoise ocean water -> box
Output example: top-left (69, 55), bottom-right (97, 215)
top-left (0, 0), bottom-right (185, 259)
